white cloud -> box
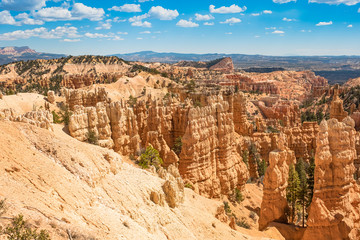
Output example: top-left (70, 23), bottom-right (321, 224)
top-left (176, 19), bottom-right (199, 28)
top-left (347, 24), bottom-right (353, 27)
top-left (84, 32), bottom-right (123, 40)
top-left (117, 32), bottom-right (128, 35)
top-left (272, 30), bottom-right (285, 34)
top-left (15, 13), bottom-right (44, 25)
top-left (209, 4), bottom-right (246, 14)
top-left (283, 17), bottom-right (296, 21)
top-left (33, 3), bottom-right (104, 22)
top-left (300, 29), bottom-right (312, 32)
top-left (204, 22), bottom-right (214, 26)
top-left (0, 0), bottom-right (46, 11)
top-left (129, 14), bottom-right (149, 23)
top-left (148, 6), bottom-right (179, 20)
top-left (0, 26), bottom-right (79, 40)
top-left (0, 10), bottom-right (17, 25)
top-left (95, 21), bottom-right (112, 30)
top-left (220, 17), bottom-right (241, 25)
top-left (108, 4), bottom-right (141, 13)
top-left (225, 32), bottom-right (232, 35)
top-left (195, 13), bottom-right (214, 21)
top-left (266, 27), bottom-right (277, 30)
top-left (138, 0), bottom-right (153, 2)
top-left (131, 20), bottom-right (151, 27)
top-left (33, 7), bottom-right (72, 21)
top-left (358, 8), bottom-right (360, 12)
top-left (263, 10), bottom-right (272, 14)
top-left (273, 0), bottom-right (296, 3)
top-left (140, 31), bottom-right (151, 34)
top-left (137, 37), bottom-right (143, 40)
top-left (316, 21), bottom-right (333, 26)
top-left (63, 38), bottom-right (80, 42)
top-left (71, 3), bottom-right (105, 21)
top-left (251, 13), bottom-right (260, 16)
top-left (309, 0), bottom-right (360, 5)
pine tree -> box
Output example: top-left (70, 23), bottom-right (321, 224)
top-left (296, 159), bottom-right (309, 227)
top-left (286, 164), bottom-right (300, 223)
top-left (307, 155), bottom-right (315, 204)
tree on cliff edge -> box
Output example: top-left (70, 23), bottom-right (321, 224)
top-left (286, 164), bottom-right (300, 223)
top-left (296, 159), bottom-right (309, 227)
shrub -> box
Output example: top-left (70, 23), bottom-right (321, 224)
top-left (1, 214), bottom-right (50, 240)
top-left (127, 95), bottom-right (137, 108)
top-left (0, 199), bottom-right (6, 216)
top-left (52, 111), bottom-right (62, 124)
top-left (184, 183), bottom-right (193, 189)
top-left (223, 201), bottom-right (231, 214)
top-left (236, 218), bottom-right (251, 229)
top-left (138, 146), bottom-right (163, 169)
top-left (59, 105), bottom-right (72, 126)
top-left (193, 101), bottom-right (202, 108)
top-left (86, 130), bottom-right (98, 145)
top-left (172, 137), bottom-right (182, 156)
top-left (234, 188), bottom-right (244, 203)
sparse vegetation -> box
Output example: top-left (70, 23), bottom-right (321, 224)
top-left (236, 218), bottom-right (251, 229)
top-left (172, 136), bottom-right (182, 156)
top-left (223, 201), bottom-right (231, 214)
top-left (86, 130), bottom-right (98, 145)
top-left (286, 164), bottom-right (300, 223)
top-left (184, 183), bottom-right (193, 189)
top-left (234, 188), bottom-right (244, 203)
top-left (138, 146), bottom-right (163, 169)
top-left (127, 95), bottom-right (137, 108)
top-left (0, 214), bottom-right (50, 240)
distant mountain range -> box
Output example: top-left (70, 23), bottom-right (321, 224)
top-left (2, 47), bottom-right (360, 84)
top-left (0, 46), bottom-right (66, 65)
top-left (113, 51), bottom-right (360, 71)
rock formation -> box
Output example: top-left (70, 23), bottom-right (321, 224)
top-left (0, 108), bottom-right (53, 130)
top-left (47, 90), bottom-right (55, 103)
top-left (67, 88), bottom-right (250, 198)
top-left (330, 86), bottom-right (348, 121)
top-left (259, 134), bottom-right (296, 230)
top-left (179, 96), bottom-right (249, 198)
top-left (302, 117), bottom-right (360, 240)
top-left (63, 87), bottom-right (109, 110)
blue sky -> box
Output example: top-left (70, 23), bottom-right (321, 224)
top-left (0, 0), bottom-right (360, 56)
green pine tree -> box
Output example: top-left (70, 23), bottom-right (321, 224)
top-left (307, 155), bottom-right (315, 205)
top-left (296, 158), bottom-right (309, 227)
top-left (286, 164), bottom-right (300, 223)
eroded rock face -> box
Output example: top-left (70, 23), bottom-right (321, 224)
top-left (47, 90), bottom-right (55, 104)
top-left (257, 100), bottom-right (300, 127)
top-left (66, 88), bottom-right (250, 198)
top-left (232, 92), bottom-right (253, 136)
top-left (158, 165), bottom-right (185, 208)
top-left (259, 134), bottom-right (296, 230)
top-left (179, 96), bottom-right (249, 198)
top-left (330, 87), bottom-right (348, 121)
top-left (63, 87), bottom-right (109, 111)
top-left (69, 102), bottom-right (114, 148)
top-left (1, 108), bottom-right (53, 131)
top-left (302, 117), bottom-right (360, 240)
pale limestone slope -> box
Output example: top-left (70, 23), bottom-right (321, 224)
top-left (0, 121), bottom-right (273, 240)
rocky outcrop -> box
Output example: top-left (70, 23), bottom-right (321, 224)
top-left (257, 100), bottom-right (300, 127)
top-left (302, 117), bottom-right (360, 240)
top-left (158, 165), bottom-right (185, 208)
top-left (284, 122), bottom-right (318, 161)
top-left (1, 108), bottom-right (53, 130)
top-left (209, 57), bottom-right (234, 73)
top-left (69, 102), bottom-right (114, 148)
top-left (259, 134), bottom-right (296, 230)
top-left (66, 89), bottom-right (250, 198)
top-left (47, 90), bottom-right (55, 103)
top-left (330, 87), bottom-right (348, 121)
top-left (179, 96), bottom-right (249, 198)
top-left (232, 92), bottom-right (253, 136)
top-left (63, 87), bottom-right (110, 110)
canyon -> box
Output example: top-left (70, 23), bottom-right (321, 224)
top-left (1, 56), bottom-right (360, 240)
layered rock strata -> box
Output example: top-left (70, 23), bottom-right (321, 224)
top-left (302, 117), bottom-right (360, 240)
top-left (259, 134), bottom-right (296, 230)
